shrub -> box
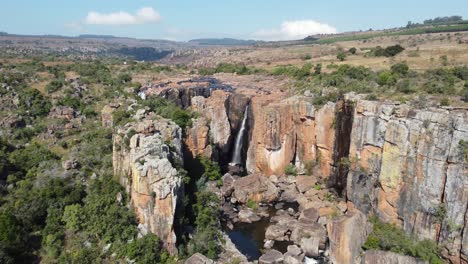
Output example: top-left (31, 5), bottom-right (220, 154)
top-left (45, 78), bottom-right (65, 93)
top-left (142, 97), bottom-right (193, 129)
top-left (391, 62), bottom-right (409, 75)
top-left (301, 54), bottom-right (312, 60)
top-left (459, 140), bottom-right (468, 161)
top-left (122, 234), bottom-right (171, 264)
top-left (373, 45), bottom-right (405, 57)
top-left (337, 52), bottom-right (347, 61)
top-left (198, 155), bottom-right (221, 181)
top-left (284, 164), bottom-right (297, 176)
top-left (440, 97), bottom-right (450, 106)
top-left (363, 216), bottom-right (443, 264)
top-left (349, 47), bottom-right (357, 54)
top-left (188, 191), bottom-right (222, 259)
top-left (246, 199), bottom-right (258, 210)
top-left (19, 88), bottom-right (51, 118)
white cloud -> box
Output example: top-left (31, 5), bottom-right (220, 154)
top-left (85, 7), bottom-right (161, 26)
top-left (253, 20), bottom-right (337, 41)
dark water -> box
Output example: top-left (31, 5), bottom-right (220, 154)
top-left (225, 203), bottom-right (298, 261)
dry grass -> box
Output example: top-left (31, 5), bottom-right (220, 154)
top-left (185, 32), bottom-right (468, 72)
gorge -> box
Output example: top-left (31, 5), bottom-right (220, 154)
top-left (110, 76), bottom-right (468, 264)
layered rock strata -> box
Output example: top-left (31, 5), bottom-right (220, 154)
top-left (113, 116), bottom-right (183, 253)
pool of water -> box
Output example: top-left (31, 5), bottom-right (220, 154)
top-left (224, 202), bottom-right (299, 261)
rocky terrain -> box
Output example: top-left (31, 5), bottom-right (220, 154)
top-left (104, 75), bottom-right (467, 263)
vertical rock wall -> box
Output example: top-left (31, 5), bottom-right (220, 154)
top-left (113, 117), bottom-right (183, 253)
top-left (346, 100), bottom-right (468, 263)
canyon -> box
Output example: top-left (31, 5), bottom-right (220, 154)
top-left (110, 76), bottom-right (468, 264)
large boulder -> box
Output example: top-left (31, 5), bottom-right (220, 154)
top-left (361, 250), bottom-right (427, 264)
top-left (327, 210), bottom-right (372, 264)
top-left (259, 249), bottom-right (284, 264)
top-left (113, 117), bottom-right (183, 253)
top-left (232, 174), bottom-right (279, 203)
top-left (290, 222), bottom-right (327, 249)
top-left (185, 253), bottom-right (214, 264)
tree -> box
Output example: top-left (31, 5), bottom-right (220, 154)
top-left (337, 52), bottom-right (347, 61)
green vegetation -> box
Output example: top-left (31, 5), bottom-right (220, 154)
top-left (272, 63), bottom-right (313, 80)
top-left (364, 216), bottom-right (444, 264)
top-left (187, 191), bottom-right (222, 259)
top-left (337, 52), bottom-right (347, 61)
top-left (284, 164), bottom-right (298, 176)
top-left (311, 24), bottom-right (468, 44)
top-left (45, 78), bottom-right (66, 93)
top-left (142, 97), bottom-right (194, 129)
top-left (372, 45), bottom-right (405, 57)
top-left (198, 155), bottom-right (222, 181)
top-left (459, 140), bottom-right (468, 161)
top-left (349, 47), bottom-right (357, 54)
top-left (199, 63), bottom-right (264, 76)
top-left (246, 199), bottom-right (258, 210)
top-left (284, 62), bottom-right (467, 106)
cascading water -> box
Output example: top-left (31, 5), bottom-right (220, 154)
top-left (230, 105), bottom-right (249, 165)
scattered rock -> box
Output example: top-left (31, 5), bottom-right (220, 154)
top-left (290, 222), bottom-right (327, 249)
top-left (296, 176), bottom-right (317, 193)
top-left (233, 174), bottom-right (279, 203)
top-left (259, 249), bottom-right (284, 264)
top-left (238, 208), bottom-right (261, 223)
top-left (62, 159), bottom-right (79, 170)
top-left (299, 208), bottom-right (319, 224)
top-left (265, 223), bottom-right (289, 241)
top-left (264, 239), bottom-right (275, 249)
top-left (185, 253), bottom-right (214, 264)
top-left (300, 237), bottom-right (320, 257)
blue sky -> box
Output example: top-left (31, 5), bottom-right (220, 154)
top-left (1, 0), bottom-right (467, 41)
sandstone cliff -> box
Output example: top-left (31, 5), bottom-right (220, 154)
top-left (113, 116), bottom-right (183, 253)
top-left (346, 100), bottom-right (468, 263)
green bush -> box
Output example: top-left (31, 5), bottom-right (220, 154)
top-left (19, 88), bottom-right (51, 118)
top-left (337, 52), bottom-right (347, 61)
top-left (440, 97), bottom-right (450, 106)
top-left (363, 216), bottom-right (443, 264)
top-left (373, 45), bottom-right (405, 57)
top-left (122, 234), bottom-right (171, 264)
top-left (198, 155), bottom-right (221, 181)
top-left (188, 191), bottom-right (221, 259)
top-left (391, 62), bottom-right (409, 75)
top-left (142, 97), bottom-right (193, 129)
top-left (284, 164), bottom-right (297, 176)
top-left (45, 79), bottom-right (65, 93)
top-left (246, 199), bottom-right (258, 210)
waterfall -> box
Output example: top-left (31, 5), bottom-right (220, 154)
top-left (230, 105), bottom-right (249, 165)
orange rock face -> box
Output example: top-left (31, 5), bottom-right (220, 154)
top-left (246, 97), bottom-right (336, 177)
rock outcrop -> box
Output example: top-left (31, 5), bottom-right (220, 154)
top-left (346, 100), bottom-right (468, 262)
top-left (246, 97), bottom-right (337, 176)
top-left (113, 117), bottom-right (183, 253)
top-left (327, 210), bottom-right (372, 264)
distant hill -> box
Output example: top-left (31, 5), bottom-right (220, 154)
top-left (188, 38), bottom-right (258, 46)
top-left (78, 34), bottom-right (119, 39)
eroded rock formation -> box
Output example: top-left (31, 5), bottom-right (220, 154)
top-left (113, 116), bottom-right (183, 253)
top-left (346, 100), bottom-right (468, 263)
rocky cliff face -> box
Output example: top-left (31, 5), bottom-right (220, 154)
top-left (113, 116), bottom-right (183, 253)
top-left (346, 100), bottom-right (468, 263)
top-left (245, 96), bottom-right (338, 177)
